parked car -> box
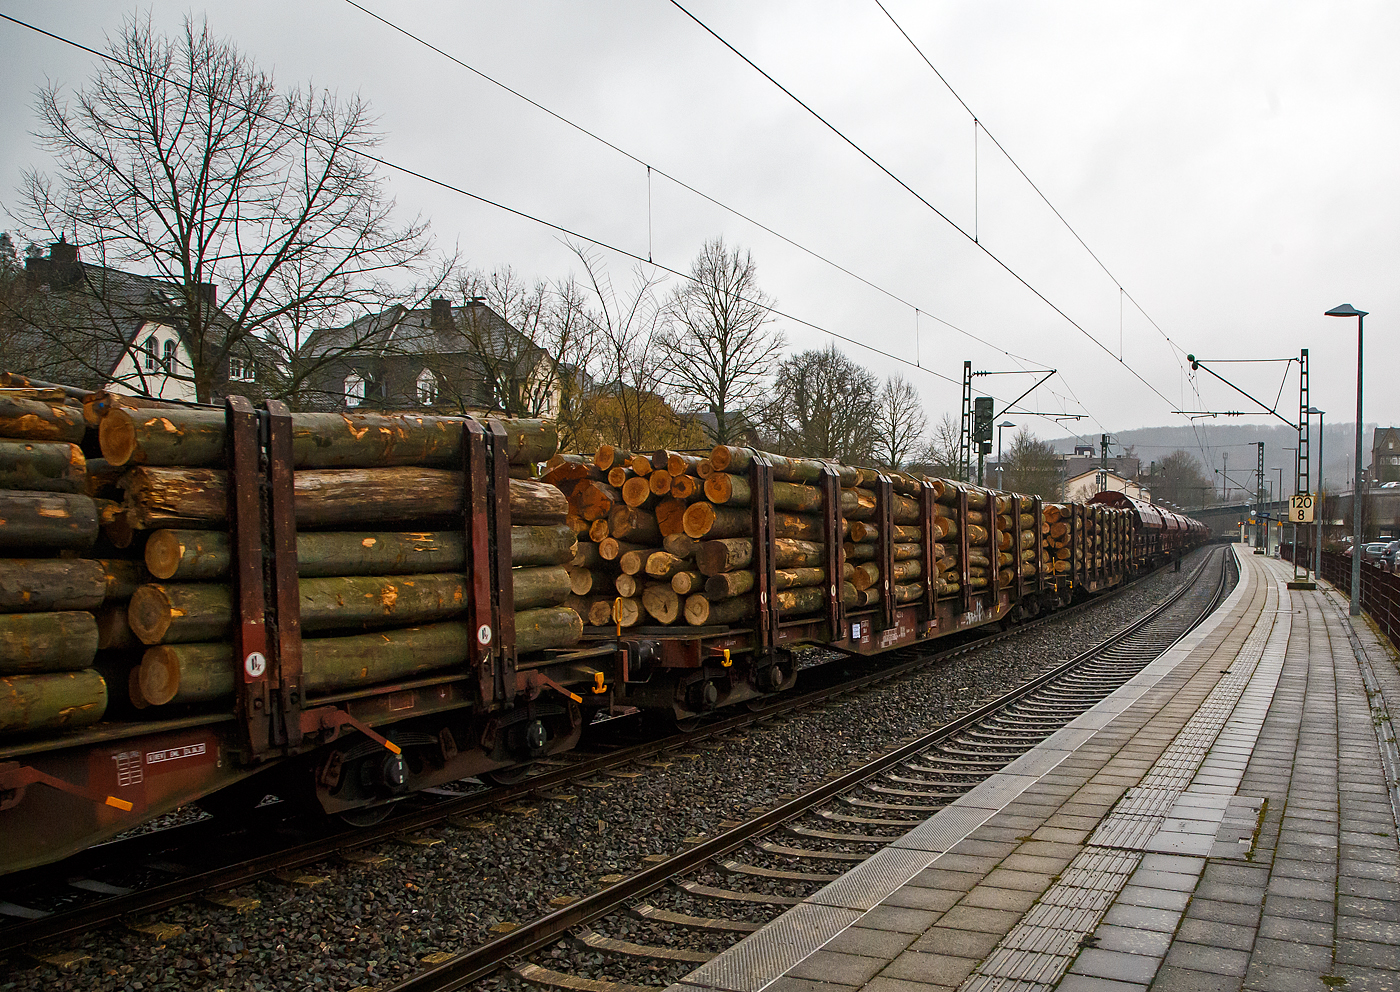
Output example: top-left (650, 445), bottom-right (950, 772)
top-left (1361, 542), bottom-right (1390, 563)
top-left (1385, 540), bottom-right (1400, 569)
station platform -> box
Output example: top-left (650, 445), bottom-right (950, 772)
top-left (669, 548), bottom-right (1400, 992)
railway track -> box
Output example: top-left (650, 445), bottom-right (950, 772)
top-left (0, 553), bottom-right (1213, 962)
top-left (385, 545), bottom-right (1234, 992)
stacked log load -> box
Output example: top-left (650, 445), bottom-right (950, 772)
top-left (545, 446), bottom-right (711, 628)
top-left (81, 406), bottom-right (582, 708)
top-left (1044, 504), bottom-right (1073, 575)
top-left (0, 388), bottom-right (114, 736)
top-left (547, 443), bottom-right (1039, 628)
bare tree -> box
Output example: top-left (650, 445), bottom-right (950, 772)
top-left (658, 238), bottom-right (784, 444)
top-left (1002, 427), bottom-right (1064, 500)
top-left (872, 374), bottom-right (927, 469)
top-left (1152, 450), bottom-right (1216, 508)
top-left (759, 344), bottom-right (878, 463)
top-left (911, 413), bottom-right (961, 478)
top-left (19, 14), bottom-right (441, 402)
top-left (571, 245), bottom-right (701, 452)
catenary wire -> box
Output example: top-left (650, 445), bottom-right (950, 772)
top-left (872, 0), bottom-right (1192, 365)
top-left (668, 0), bottom-right (1182, 416)
top-left (339, 1), bottom-right (1083, 392)
top-left (0, 10), bottom-right (1088, 439)
top-left (873, 1), bottom-right (1226, 472)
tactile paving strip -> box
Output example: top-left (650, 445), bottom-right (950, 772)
top-left (960, 556), bottom-right (1290, 992)
top-left (675, 903), bottom-right (863, 992)
top-left (807, 846), bottom-right (940, 911)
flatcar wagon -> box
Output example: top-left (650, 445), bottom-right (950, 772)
top-left (0, 389), bottom-right (1207, 873)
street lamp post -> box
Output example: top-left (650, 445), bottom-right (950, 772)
top-left (996, 421), bottom-right (1015, 491)
top-left (1309, 407), bottom-right (1324, 579)
top-left (1326, 303), bottom-right (1367, 616)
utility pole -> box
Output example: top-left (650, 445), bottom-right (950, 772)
top-left (1222, 451), bottom-right (1228, 502)
top-left (1289, 349), bottom-right (1314, 587)
top-left (1256, 441), bottom-right (1266, 554)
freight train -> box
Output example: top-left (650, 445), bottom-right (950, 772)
top-left (0, 390), bottom-right (1207, 874)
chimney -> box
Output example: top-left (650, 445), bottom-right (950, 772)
top-left (430, 297), bottom-right (454, 330)
top-left (48, 236), bottom-right (78, 266)
top-left (25, 235), bottom-right (82, 289)
top-left (198, 282), bottom-right (216, 310)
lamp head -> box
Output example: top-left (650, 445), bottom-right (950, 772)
top-left (1325, 304), bottom-right (1368, 318)
top-left (998, 420), bottom-right (1015, 428)
top-left (1307, 406), bottom-right (1324, 415)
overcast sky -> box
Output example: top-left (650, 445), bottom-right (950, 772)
top-left (2, 1), bottom-right (1396, 450)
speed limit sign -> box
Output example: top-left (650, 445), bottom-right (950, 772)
top-left (1289, 493), bottom-right (1315, 523)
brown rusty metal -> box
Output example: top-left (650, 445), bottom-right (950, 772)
top-left (0, 761), bottom-right (133, 814)
top-left (461, 419), bottom-right (494, 704)
top-left (919, 480), bottom-right (938, 621)
top-left (1014, 493), bottom-right (1025, 602)
top-left (264, 400), bottom-right (303, 751)
top-left (875, 474), bottom-right (896, 629)
top-left (958, 485), bottom-right (971, 615)
top-left (1033, 496), bottom-right (1046, 594)
top-left (487, 420), bottom-right (515, 704)
top-left (747, 452), bottom-right (777, 656)
top-left (226, 396), bottom-right (270, 760)
top-left (819, 465), bottom-right (845, 642)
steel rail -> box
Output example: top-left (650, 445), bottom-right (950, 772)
top-left (384, 547), bottom-right (1230, 992)
top-left (0, 555), bottom-right (1200, 955)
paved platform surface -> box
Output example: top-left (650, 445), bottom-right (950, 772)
top-left (669, 548), bottom-right (1400, 992)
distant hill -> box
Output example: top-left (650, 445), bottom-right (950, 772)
top-left (1049, 422), bottom-right (1385, 495)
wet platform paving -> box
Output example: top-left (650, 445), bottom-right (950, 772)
top-left (668, 548), bottom-right (1400, 992)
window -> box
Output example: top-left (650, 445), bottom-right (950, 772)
top-left (142, 336), bottom-right (158, 371)
top-left (416, 368), bottom-right (438, 406)
top-left (228, 357), bottom-right (255, 382)
top-left (161, 339), bottom-right (176, 370)
top-left (344, 372), bottom-right (366, 407)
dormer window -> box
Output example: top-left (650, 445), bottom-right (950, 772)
top-left (344, 372), bottom-right (366, 407)
top-left (416, 368), bottom-right (439, 406)
top-left (228, 356), bottom-right (255, 382)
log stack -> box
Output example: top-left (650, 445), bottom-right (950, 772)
top-left (0, 389), bottom-right (111, 736)
top-left (82, 406), bottom-right (582, 710)
top-left (548, 444), bottom-right (982, 627)
top-left (541, 443), bottom-right (1132, 629)
top-left (546, 447), bottom-right (717, 627)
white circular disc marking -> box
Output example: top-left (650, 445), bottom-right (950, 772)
top-left (244, 651), bottom-right (267, 678)
top-left (477, 625), bottom-right (493, 646)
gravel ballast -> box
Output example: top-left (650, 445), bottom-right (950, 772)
top-left (2, 548), bottom-right (1228, 992)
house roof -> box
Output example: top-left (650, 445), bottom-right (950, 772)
top-left (5, 241), bottom-right (264, 390)
top-left (302, 300), bottom-right (544, 369)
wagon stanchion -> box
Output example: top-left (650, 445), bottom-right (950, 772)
top-left (875, 473), bottom-right (896, 630)
top-left (1033, 495), bottom-right (1045, 595)
top-left (264, 400), bottom-right (303, 752)
top-left (919, 480), bottom-right (938, 627)
top-left (461, 419), bottom-right (497, 705)
top-left (819, 465), bottom-right (845, 642)
top-left (226, 396), bottom-right (272, 760)
top-left (486, 420), bottom-right (516, 695)
top-left (958, 485), bottom-right (971, 616)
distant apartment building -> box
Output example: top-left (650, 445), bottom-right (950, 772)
top-left (1374, 427), bottom-right (1400, 484)
top-left (1064, 469), bottom-right (1151, 504)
